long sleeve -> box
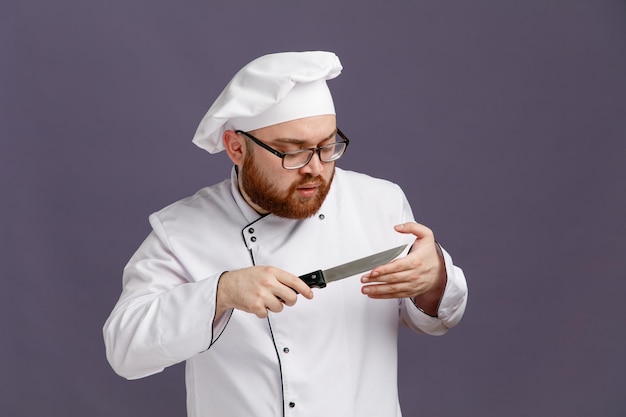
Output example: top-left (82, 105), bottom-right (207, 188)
top-left (103, 227), bottom-right (221, 380)
top-left (103, 177), bottom-right (253, 380)
top-left (399, 245), bottom-right (468, 335)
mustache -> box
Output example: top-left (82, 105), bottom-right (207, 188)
top-left (290, 175), bottom-right (326, 191)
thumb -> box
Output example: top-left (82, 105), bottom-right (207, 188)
top-left (394, 222), bottom-right (434, 240)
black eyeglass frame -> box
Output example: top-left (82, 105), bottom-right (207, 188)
top-left (235, 128), bottom-right (350, 170)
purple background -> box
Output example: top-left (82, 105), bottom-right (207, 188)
top-left (2, 1), bottom-right (625, 415)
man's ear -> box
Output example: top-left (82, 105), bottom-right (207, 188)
top-left (223, 130), bottom-right (247, 166)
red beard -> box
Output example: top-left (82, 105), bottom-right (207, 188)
top-left (240, 154), bottom-right (334, 219)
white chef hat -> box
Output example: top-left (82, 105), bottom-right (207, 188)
top-left (192, 51), bottom-right (343, 153)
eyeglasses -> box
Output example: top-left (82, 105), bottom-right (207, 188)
top-left (235, 128), bottom-right (350, 170)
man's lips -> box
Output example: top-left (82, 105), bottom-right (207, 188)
top-left (296, 183), bottom-right (320, 197)
top-left (297, 182), bottom-right (320, 190)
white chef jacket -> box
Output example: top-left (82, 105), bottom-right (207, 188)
top-left (103, 167), bottom-right (468, 417)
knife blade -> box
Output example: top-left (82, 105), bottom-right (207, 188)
top-left (299, 244), bottom-right (408, 289)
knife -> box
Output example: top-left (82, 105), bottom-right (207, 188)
top-left (298, 244), bottom-right (409, 289)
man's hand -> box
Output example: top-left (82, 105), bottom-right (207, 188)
top-left (360, 222), bottom-right (446, 316)
top-left (216, 266), bottom-right (314, 319)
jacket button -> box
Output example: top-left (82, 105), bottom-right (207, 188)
top-left (289, 402), bottom-right (295, 408)
top-left (283, 347), bottom-right (289, 353)
top-left (251, 236), bottom-right (257, 242)
top-left (248, 228), bottom-right (255, 233)
top-left (318, 214), bottom-right (325, 220)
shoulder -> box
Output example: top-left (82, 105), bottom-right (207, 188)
top-left (150, 178), bottom-right (239, 225)
top-left (334, 168), bottom-right (404, 196)
top-left (330, 168), bottom-right (414, 237)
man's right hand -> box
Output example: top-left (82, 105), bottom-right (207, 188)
top-left (216, 266), bottom-right (314, 319)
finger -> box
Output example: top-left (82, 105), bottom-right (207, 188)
top-left (278, 273), bottom-right (315, 299)
top-left (254, 310), bottom-right (268, 319)
top-left (394, 222), bottom-right (434, 239)
top-left (361, 281), bottom-right (420, 299)
top-left (362, 258), bottom-right (411, 283)
top-left (362, 273), bottom-right (416, 293)
top-left (363, 273), bottom-right (432, 297)
top-left (264, 296), bottom-right (286, 314)
top-left (273, 285), bottom-right (299, 306)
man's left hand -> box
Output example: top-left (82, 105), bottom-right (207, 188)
top-left (360, 222), bottom-right (446, 316)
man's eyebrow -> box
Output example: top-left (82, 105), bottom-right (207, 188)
top-left (273, 129), bottom-right (337, 145)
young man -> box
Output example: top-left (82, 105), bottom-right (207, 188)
top-left (104, 51), bottom-right (468, 417)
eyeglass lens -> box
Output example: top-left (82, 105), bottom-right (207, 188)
top-left (283, 142), bottom-right (347, 169)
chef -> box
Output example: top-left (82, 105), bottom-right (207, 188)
top-left (103, 51), bottom-right (468, 417)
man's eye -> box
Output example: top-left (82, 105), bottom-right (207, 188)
top-left (284, 148), bottom-right (305, 155)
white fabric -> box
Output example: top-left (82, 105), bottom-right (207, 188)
top-left (103, 168), bottom-right (468, 417)
top-left (230, 79), bottom-right (335, 132)
top-left (192, 51), bottom-right (342, 154)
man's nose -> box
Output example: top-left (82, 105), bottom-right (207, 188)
top-left (299, 151), bottom-right (324, 176)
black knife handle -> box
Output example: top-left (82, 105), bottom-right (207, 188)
top-left (299, 270), bottom-right (327, 289)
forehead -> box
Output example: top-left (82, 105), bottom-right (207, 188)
top-left (250, 115), bottom-right (336, 144)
